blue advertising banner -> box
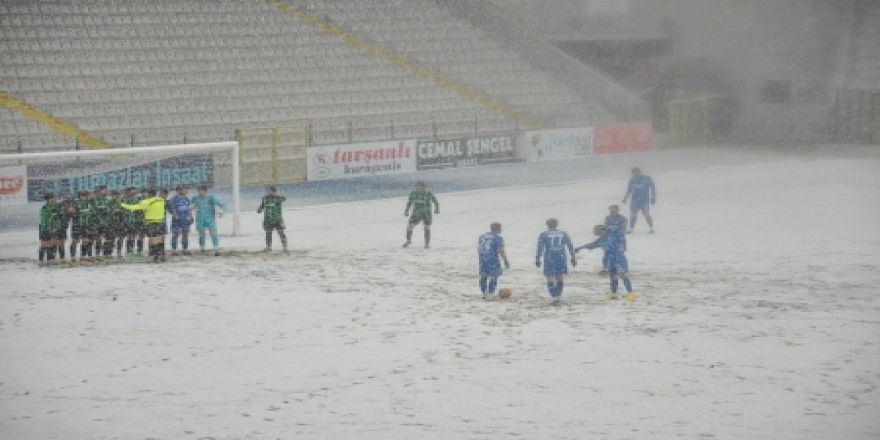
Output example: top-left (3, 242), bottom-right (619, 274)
top-left (27, 154), bottom-right (214, 201)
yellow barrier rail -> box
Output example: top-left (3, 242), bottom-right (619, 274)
top-left (0, 90), bottom-right (111, 150)
top-left (265, 0), bottom-right (542, 130)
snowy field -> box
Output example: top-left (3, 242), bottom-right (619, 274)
top-left (1, 149), bottom-right (879, 439)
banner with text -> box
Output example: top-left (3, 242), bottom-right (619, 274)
top-left (307, 140), bottom-right (417, 181)
top-left (416, 134), bottom-right (516, 170)
top-left (27, 154), bottom-right (214, 201)
top-left (594, 122), bottom-right (653, 155)
top-left (525, 127), bottom-right (594, 162)
top-left (0, 166), bottom-right (28, 206)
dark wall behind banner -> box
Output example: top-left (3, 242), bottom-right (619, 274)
top-left (416, 134), bottom-right (517, 170)
top-left (27, 154), bottom-right (214, 201)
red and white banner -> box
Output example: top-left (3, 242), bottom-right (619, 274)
top-left (0, 166), bottom-right (28, 206)
top-left (306, 140), bottom-right (417, 181)
top-left (593, 122), bottom-right (653, 155)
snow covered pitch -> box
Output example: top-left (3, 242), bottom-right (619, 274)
top-left (2, 149), bottom-right (879, 439)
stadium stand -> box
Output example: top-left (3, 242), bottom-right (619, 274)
top-left (0, 0), bottom-right (646, 152)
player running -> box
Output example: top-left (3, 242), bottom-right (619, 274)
top-left (478, 222), bottom-right (510, 300)
top-left (169, 185), bottom-right (194, 256)
top-left (576, 224), bottom-right (634, 300)
top-left (535, 218), bottom-right (576, 304)
top-left (622, 167), bottom-right (656, 233)
top-left (403, 181), bottom-right (439, 249)
top-left (191, 185), bottom-right (228, 256)
top-left (121, 188), bottom-right (168, 263)
top-left (257, 186), bottom-right (289, 254)
top-left (38, 193), bottom-right (65, 264)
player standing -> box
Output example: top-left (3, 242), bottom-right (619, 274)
top-left (622, 167), bottom-right (656, 233)
top-left (478, 222), bottom-right (510, 300)
top-left (577, 224), bottom-right (634, 300)
top-left (403, 181), bottom-right (439, 249)
top-left (70, 191), bottom-right (96, 261)
top-left (257, 186), bottom-right (289, 254)
top-left (38, 193), bottom-right (64, 264)
top-left (191, 185), bottom-right (228, 256)
top-left (169, 185), bottom-right (194, 256)
top-left (121, 188), bottom-right (167, 263)
top-left (122, 187), bottom-right (144, 256)
top-left (535, 218), bottom-right (576, 304)
top-left (600, 204), bottom-right (628, 273)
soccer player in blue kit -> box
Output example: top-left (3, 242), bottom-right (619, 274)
top-left (169, 185), bottom-right (194, 256)
top-left (600, 204), bottom-right (628, 273)
top-left (577, 224), bottom-right (634, 300)
top-left (478, 222), bottom-right (510, 300)
top-left (535, 218), bottom-right (576, 304)
top-left (622, 167), bottom-right (656, 233)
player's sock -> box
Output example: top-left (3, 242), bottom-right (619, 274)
top-left (70, 243), bottom-right (77, 258)
top-left (57, 245), bottom-right (65, 259)
top-left (610, 278), bottom-right (619, 293)
top-left (488, 278), bottom-right (498, 294)
top-left (116, 240), bottom-right (123, 256)
top-left (47, 247), bottom-right (56, 260)
top-left (646, 216), bottom-right (654, 228)
top-left (80, 243), bottom-right (88, 258)
top-left (279, 231), bottom-right (288, 249)
top-left (623, 277), bottom-right (633, 293)
top-left (126, 238), bottom-right (133, 254)
top-left (479, 278), bottom-right (487, 294)
top-left (406, 230), bottom-right (413, 243)
top-left (424, 230), bottom-right (431, 246)
top-left (39, 247), bottom-right (45, 262)
top-left (630, 216), bottom-right (638, 229)
top-left (136, 239), bottom-right (144, 253)
top-left (211, 234), bottom-right (220, 249)
top-left (557, 281), bottom-right (564, 297)
top-left (547, 281), bottom-right (555, 297)
top-left (265, 231), bottom-right (273, 249)
top-left (199, 234), bottom-right (206, 249)
top-left (171, 234), bottom-right (178, 250)
top-left (103, 241), bottom-right (113, 256)
top-left (181, 236), bottom-right (189, 251)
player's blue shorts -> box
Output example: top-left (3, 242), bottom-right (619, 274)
top-left (172, 217), bottom-right (192, 233)
top-left (543, 253), bottom-right (568, 276)
top-left (479, 256), bottom-right (502, 277)
top-left (630, 199), bottom-right (650, 214)
top-left (605, 251), bottom-right (629, 274)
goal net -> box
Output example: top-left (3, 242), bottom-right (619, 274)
top-left (0, 142), bottom-right (241, 248)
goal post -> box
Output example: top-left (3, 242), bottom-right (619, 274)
top-left (0, 141), bottom-right (242, 237)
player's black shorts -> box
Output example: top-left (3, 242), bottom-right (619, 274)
top-left (71, 225), bottom-right (97, 240)
top-left (39, 229), bottom-right (65, 241)
top-left (408, 212), bottom-right (432, 226)
top-left (145, 222), bottom-right (166, 238)
top-left (263, 219), bottom-right (286, 231)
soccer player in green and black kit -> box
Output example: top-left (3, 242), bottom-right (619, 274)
top-left (92, 185), bottom-right (114, 258)
top-left (69, 191), bottom-right (97, 261)
top-left (122, 187), bottom-right (144, 256)
top-left (106, 190), bottom-right (128, 258)
top-left (403, 181), bottom-right (439, 249)
top-left (38, 193), bottom-right (65, 264)
top-left (257, 186), bottom-right (288, 254)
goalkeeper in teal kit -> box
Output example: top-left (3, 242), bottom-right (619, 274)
top-left (191, 185), bottom-right (228, 256)
top-left (403, 181), bottom-right (439, 249)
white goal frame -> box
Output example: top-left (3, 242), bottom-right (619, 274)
top-left (0, 141), bottom-right (241, 236)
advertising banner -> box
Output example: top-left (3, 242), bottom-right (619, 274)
top-left (594, 122), bottom-right (653, 155)
top-left (27, 154), bottom-right (214, 201)
top-left (307, 139), bottom-right (417, 181)
top-left (525, 127), bottom-right (594, 162)
top-left (0, 166), bottom-right (28, 206)
top-left (416, 134), bottom-right (516, 170)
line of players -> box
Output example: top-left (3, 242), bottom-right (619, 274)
top-left (37, 185), bottom-right (226, 264)
top-left (37, 184), bottom-right (292, 264)
top-left (470, 167), bottom-right (655, 303)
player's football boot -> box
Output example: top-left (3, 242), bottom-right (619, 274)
top-left (402, 241), bottom-right (412, 248)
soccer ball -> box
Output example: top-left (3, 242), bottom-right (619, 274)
top-left (498, 288), bottom-right (512, 299)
